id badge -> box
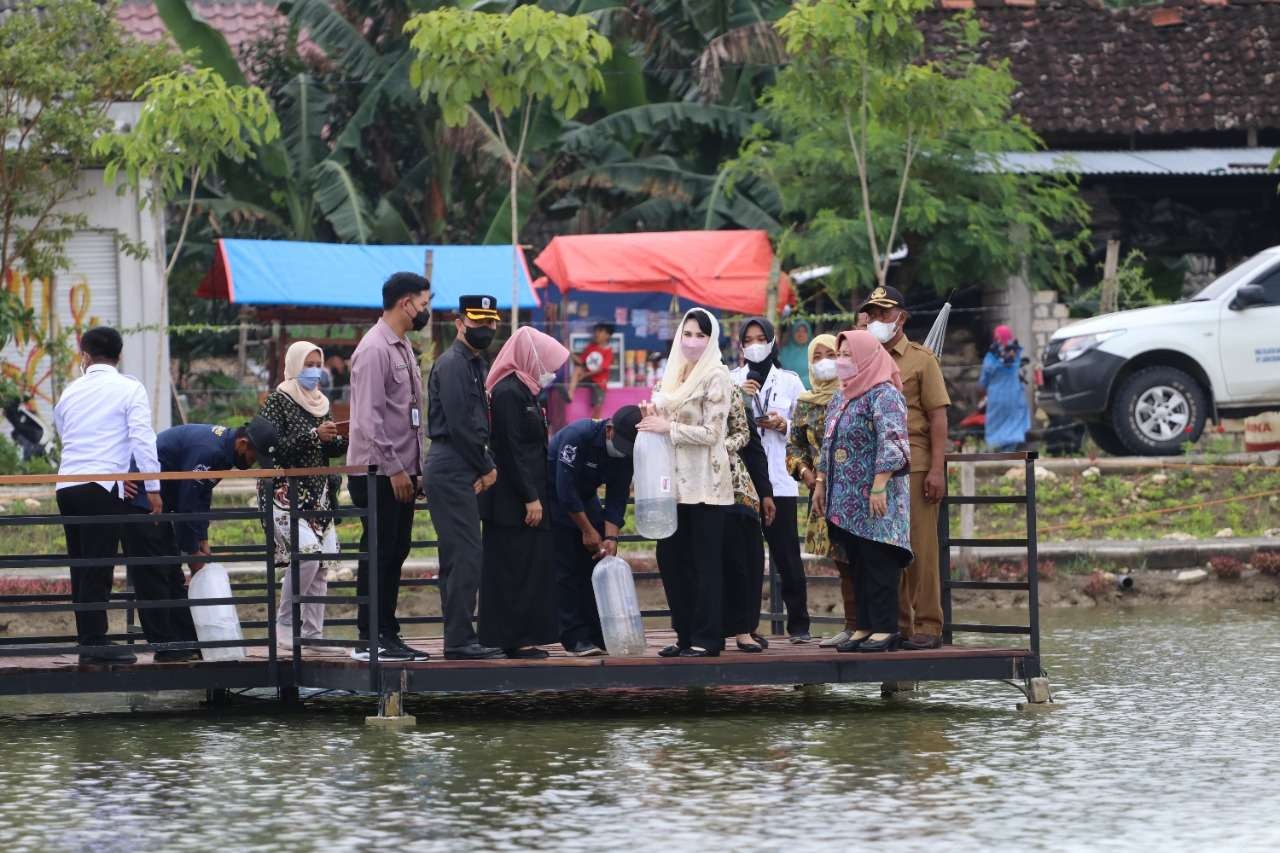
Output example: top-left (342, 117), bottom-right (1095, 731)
top-left (411, 408), bottom-right (421, 428)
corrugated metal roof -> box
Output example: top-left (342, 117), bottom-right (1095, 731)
top-left (990, 148), bottom-right (1279, 176)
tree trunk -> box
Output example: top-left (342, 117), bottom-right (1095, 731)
top-left (510, 159), bottom-right (519, 336)
top-left (1099, 239), bottom-right (1120, 314)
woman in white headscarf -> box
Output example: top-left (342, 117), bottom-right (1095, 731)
top-left (637, 308), bottom-right (734, 657)
top-left (256, 340), bottom-right (346, 651)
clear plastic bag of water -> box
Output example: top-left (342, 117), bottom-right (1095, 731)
top-left (591, 556), bottom-right (646, 656)
top-left (188, 563), bottom-right (245, 661)
top-left (633, 431), bottom-right (677, 539)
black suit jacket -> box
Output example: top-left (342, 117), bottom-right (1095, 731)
top-left (480, 374), bottom-right (550, 528)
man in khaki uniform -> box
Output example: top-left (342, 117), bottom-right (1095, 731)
top-left (857, 286), bottom-right (950, 649)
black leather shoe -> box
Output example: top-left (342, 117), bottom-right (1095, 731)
top-left (153, 649), bottom-right (200, 663)
top-left (856, 633), bottom-right (901, 653)
top-left (504, 647), bottom-right (550, 659)
top-left (658, 644), bottom-right (685, 658)
top-left (78, 644), bottom-right (137, 665)
top-left (443, 644), bottom-right (506, 660)
top-left (836, 634), bottom-right (872, 653)
top-left (678, 647), bottom-right (720, 658)
top-left (750, 633), bottom-right (770, 649)
top-left (735, 638), bottom-right (763, 653)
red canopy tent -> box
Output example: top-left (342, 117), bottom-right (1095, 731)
top-left (532, 230), bottom-right (794, 315)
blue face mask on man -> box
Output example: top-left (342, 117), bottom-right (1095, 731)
top-left (296, 366), bottom-right (325, 390)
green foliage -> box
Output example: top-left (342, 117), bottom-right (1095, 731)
top-left (735, 0), bottom-right (1089, 296)
top-left (1067, 250), bottom-right (1165, 315)
top-left (405, 6), bottom-right (611, 127)
top-left (96, 68), bottom-right (280, 214)
top-left (0, 0), bottom-right (176, 328)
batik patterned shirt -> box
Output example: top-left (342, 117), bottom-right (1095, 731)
top-left (818, 383), bottom-right (913, 555)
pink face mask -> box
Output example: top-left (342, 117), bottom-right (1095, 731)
top-left (835, 356), bottom-right (858, 380)
top-left (680, 337), bottom-right (709, 362)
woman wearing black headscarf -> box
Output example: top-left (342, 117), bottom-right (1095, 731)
top-left (729, 317), bottom-right (812, 642)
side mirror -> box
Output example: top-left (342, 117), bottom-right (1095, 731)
top-left (1229, 284), bottom-right (1267, 311)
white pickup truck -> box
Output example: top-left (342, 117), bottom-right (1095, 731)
top-left (1040, 246), bottom-right (1280, 455)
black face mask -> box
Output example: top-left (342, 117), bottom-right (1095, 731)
top-left (465, 325), bottom-right (496, 351)
top-left (407, 302), bottom-right (430, 332)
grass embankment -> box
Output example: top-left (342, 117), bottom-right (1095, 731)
top-left (953, 464), bottom-right (1280, 542)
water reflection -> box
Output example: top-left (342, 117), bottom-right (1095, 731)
top-left (1, 606), bottom-right (1278, 850)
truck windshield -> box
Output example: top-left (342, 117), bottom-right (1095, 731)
top-left (1188, 252), bottom-right (1280, 301)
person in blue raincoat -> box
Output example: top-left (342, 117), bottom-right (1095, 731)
top-left (980, 325), bottom-right (1030, 451)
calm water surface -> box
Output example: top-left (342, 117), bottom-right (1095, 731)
top-left (1, 606), bottom-right (1277, 851)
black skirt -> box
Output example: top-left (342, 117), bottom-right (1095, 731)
top-left (478, 522), bottom-right (558, 648)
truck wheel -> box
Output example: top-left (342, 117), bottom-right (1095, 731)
top-left (1110, 366), bottom-right (1207, 456)
top-left (1086, 422), bottom-right (1131, 456)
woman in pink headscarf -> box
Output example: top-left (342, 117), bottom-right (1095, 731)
top-left (811, 330), bottom-right (913, 653)
top-left (479, 327), bottom-right (571, 658)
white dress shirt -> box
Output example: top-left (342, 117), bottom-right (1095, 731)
top-left (729, 363), bottom-right (806, 499)
top-left (54, 364), bottom-right (160, 494)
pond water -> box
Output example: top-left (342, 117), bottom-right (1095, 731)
top-left (0, 606), bottom-right (1276, 851)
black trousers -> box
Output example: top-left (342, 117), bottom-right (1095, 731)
top-left (120, 508), bottom-right (197, 646)
top-left (554, 524), bottom-right (605, 651)
top-left (349, 474), bottom-right (414, 639)
top-left (829, 525), bottom-right (910, 634)
top-left (656, 503), bottom-right (726, 651)
top-left (764, 496), bottom-right (810, 636)
top-left (722, 511), bottom-right (765, 636)
top-left (425, 445), bottom-right (484, 649)
top-left (56, 481), bottom-right (190, 640)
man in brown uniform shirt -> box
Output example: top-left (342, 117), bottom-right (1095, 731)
top-left (858, 286), bottom-right (950, 649)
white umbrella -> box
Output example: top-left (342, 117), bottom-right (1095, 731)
top-left (923, 298), bottom-right (952, 359)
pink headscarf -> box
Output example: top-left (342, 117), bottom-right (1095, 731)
top-left (835, 329), bottom-right (902, 399)
top-left (993, 325), bottom-right (1014, 345)
top-left (485, 327), bottom-right (570, 394)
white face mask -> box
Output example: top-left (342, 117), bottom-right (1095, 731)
top-left (868, 320), bottom-right (898, 344)
top-left (538, 371), bottom-right (557, 389)
top-left (743, 342), bottom-right (773, 364)
top-left (811, 359), bottom-right (838, 381)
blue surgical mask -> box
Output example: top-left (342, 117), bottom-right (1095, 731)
top-left (297, 366), bottom-right (324, 390)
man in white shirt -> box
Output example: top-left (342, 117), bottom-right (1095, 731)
top-left (54, 327), bottom-right (166, 665)
top-left (730, 316), bottom-right (812, 642)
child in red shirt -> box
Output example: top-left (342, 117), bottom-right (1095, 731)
top-left (567, 323), bottom-right (614, 417)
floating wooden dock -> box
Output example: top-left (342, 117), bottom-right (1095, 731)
top-left (0, 631), bottom-right (1031, 697)
top-left (0, 453), bottom-right (1051, 710)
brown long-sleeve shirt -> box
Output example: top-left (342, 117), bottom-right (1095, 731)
top-left (347, 318), bottom-right (424, 478)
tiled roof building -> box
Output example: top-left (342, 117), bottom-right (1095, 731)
top-left (926, 0), bottom-right (1280, 143)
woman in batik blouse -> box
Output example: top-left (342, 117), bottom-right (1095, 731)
top-left (812, 329), bottom-right (912, 654)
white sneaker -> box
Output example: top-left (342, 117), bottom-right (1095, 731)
top-left (819, 630), bottom-right (853, 648)
top-left (574, 645), bottom-right (606, 657)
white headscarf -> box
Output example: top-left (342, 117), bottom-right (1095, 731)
top-left (277, 340), bottom-right (330, 418)
top-left (655, 308), bottom-right (729, 411)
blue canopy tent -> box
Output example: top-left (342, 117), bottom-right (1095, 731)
top-left (197, 238), bottom-right (539, 311)
top-left (198, 239), bottom-right (541, 390)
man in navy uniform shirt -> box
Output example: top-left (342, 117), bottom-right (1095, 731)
top-left (547, 405), bottom-right (641, 656)
top-left (127, 423), bottom-right (258, 658)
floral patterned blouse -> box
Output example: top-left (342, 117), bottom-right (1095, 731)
top-left (659, 366), bottom-right (734, 506)
top-left (726, 393), bottom-right (758, 517)
top-left (786, 396), bottom-right (837, 558)
top-left (256, 390), bottom-right (348, 524)
top-left (818, 383), bottom-right (913, 555)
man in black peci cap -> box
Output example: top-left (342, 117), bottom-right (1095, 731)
top-left (424, 294), bottom-right (505, 660)
top-left (546, 405), bottom-right (641, 656)
top-left (855, 285), bottom-right (951, 651)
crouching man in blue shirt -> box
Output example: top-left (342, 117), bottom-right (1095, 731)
top-left (547, 406), bottom-right (641, 657)
top-left (127, 423), bottom-right (258, 660)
